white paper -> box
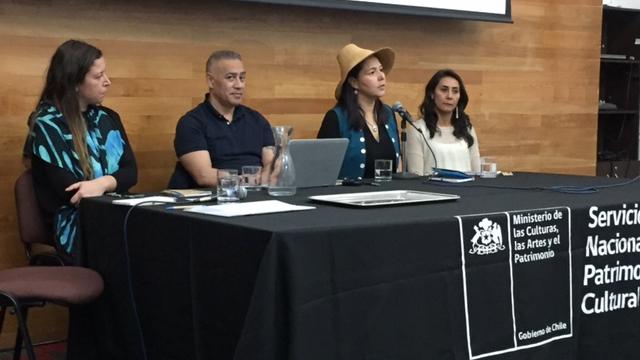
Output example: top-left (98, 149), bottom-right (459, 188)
top-left (112, 196), bottom-right (177, 206)
top-left (184, 200), bottom-right (315, 217)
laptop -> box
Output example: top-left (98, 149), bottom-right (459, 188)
top-left (288, 138), bottom-right (348, 188)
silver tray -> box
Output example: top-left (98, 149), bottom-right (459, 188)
top-left (309, 190), bottom-right (460, 207)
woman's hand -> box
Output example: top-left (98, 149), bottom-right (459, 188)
top-left (66, 175), bottom-right (117, 206)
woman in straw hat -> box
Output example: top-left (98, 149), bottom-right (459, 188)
top-left (405, 69), bottom-right (480, 175)
top-left (317, 43), bottom-right (401, 180)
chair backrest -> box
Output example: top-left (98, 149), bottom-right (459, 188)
top-left (14, 169), bottom-right (53, 249)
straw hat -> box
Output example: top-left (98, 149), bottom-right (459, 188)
top-left (334, 43), bottom-right (395, 100)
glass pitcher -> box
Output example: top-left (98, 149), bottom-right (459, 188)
top-left (268, 125), bottom-right (296, 196)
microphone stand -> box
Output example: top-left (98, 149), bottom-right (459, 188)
top-left (393, 114), bottom-right (420, 180)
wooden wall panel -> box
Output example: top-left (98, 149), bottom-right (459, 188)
top-left (0, 0), bottom-right (602, 348)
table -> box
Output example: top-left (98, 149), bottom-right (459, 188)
top-left (74, 173), bottom-right (640, 360)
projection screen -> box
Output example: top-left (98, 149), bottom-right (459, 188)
top-left (235, 0), bottom-right (512, 23)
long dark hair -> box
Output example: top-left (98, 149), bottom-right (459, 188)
top-left (36, 39), bottom-right (103, 178)
top-left (337, 56), bottom-right (387, 130)
top-left (418, 69), bottom-right (474, 147)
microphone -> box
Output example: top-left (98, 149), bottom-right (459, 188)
top-left (391, 101), bottom-right (438, 173)
top-left (392, 101), bottom-right (415, 127)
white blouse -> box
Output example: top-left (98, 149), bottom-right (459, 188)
top-left (405, 119), bottom-right (481, 175)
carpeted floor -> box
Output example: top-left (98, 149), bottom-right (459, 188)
top-left (0, 341), bottom-right (65, 360)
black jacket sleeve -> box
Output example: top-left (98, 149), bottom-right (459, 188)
top-left (103, 107), bottom-right (138, 192)
top-left (31, 156), bottom-right (77, 216)
top-left (317, 110), bottom-right (341, 139)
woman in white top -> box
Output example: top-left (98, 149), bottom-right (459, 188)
top-left (405, 69), bottom-right (480, 175)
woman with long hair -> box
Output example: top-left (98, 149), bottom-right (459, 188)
top-left (29, 39), bottom-right (137, 263)
top-left (317, 43), bottom-right (401, 180)
top-left (405, 69), bottom-right (480, 175)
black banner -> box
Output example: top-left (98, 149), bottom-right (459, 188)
top-left (457, 207), bottom-right (572, 359)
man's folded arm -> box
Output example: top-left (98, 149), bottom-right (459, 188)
top-left (179, 150), bottom-right (218, 187)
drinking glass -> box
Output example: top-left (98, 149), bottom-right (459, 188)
top-left (217, 169), bottom-right (240, 202)
top-left (374, 159), bottom-right (393, 182)
top-left (480, 157), bottom-right (498, 178)
top-left (241, 165), bottom-right (262, 191)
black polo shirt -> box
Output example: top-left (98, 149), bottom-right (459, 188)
top-left (168, 95), bottom-right (274, 188)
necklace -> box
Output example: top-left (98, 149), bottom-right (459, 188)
top-left (366, 122), bottom-right (378, 133)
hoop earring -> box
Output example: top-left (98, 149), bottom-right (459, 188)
top-left (455, 106), bottom-right (459, 119)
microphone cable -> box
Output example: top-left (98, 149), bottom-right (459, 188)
top-left (121, 199), bottom-right (176, 360)
top-left (424, 174), bottom-right (640, 194)
top-left (406, 120), bottom-right (438, 171)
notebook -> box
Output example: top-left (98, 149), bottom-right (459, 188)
top-left (288, 138), bottom-right (349, 188)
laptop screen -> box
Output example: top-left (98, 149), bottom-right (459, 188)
top-left (289, 138), bottom-right (349, 188)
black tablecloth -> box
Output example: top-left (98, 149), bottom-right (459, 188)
top-left (75, 173), bottom-right (640, 360)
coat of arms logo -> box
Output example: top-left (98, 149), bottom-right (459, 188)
top-left (469, 218), bottom-right (505, 255)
